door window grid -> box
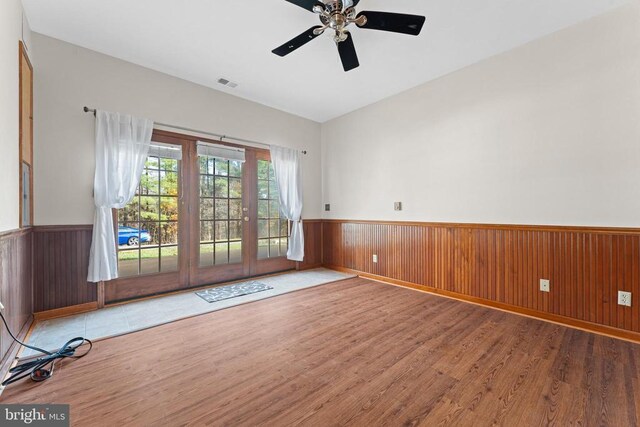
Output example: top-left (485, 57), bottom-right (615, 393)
top-left (257, 159), bottom-right (289, 259)
top-left (117, 156), bottom-right (180, 277)
top-left (199, 156), bottom-right (243, 266)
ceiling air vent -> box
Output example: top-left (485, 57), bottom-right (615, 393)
top-left (217, 78), bottom-right (238, 89)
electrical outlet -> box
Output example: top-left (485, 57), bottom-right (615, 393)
top-left (618, 291), bottom-right (632, 307)
top-left (372, 254), bottom-right (378, 263)
top-left (540, 279), bottom-right (550, 293)
top-left (394, 202), bottom-right (403, 211)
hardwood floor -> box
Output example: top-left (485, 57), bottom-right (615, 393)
top-left (2, 278), bottom-right (639, 426)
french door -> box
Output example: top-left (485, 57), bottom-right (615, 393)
top-left (106, 130), bottom-right (294, 303)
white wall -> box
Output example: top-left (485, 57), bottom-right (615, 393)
top-left (322, 3), bottom-right (640, 227)
top-left (31, 33), bottom-right (322, 225)
top-left (0, 0), bottom-right (31, 232)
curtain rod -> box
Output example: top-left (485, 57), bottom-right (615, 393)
top-left (82, 107), bottom-right (307, 155)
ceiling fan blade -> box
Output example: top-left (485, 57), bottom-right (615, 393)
top-left (285, 0), bottom-right (325, 13)
top-left (356, 11), bottom-right (426, 36)
top-left (272, 26), bottom-right (324, 57)
top-left (337, 32), bottom-right (359, 72)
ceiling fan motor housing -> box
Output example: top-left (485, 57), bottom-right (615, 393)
top-left (325, 0), bottom-right (343, 14)
top-left (318, 0), bottom-right (363, 42)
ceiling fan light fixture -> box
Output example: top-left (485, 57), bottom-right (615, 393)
top-left (334, 31), bottom-right (348, 43)
top-left (274, 0), bottom-right (425, 71)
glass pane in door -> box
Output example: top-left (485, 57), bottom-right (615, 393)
top-left (117, 155), bottom-right (180, 277)
top-left (199, 156), bottom-right (243, 266)
top-left (257, 159), bottom-right (289, 260)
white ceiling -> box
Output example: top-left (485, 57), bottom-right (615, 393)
top-left (22, 0), bottom-right (628, 122)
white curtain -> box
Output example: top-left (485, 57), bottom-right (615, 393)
top-left (87, 110), bottom-right (154, 282)
top-left (270, 146), bottom-right (304, 261)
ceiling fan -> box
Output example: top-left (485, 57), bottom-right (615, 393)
top-left (272, 0), bottom-right (426, 72)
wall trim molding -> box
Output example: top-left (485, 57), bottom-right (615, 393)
top-left (33, 302), bottom-right (99, 321)
top-left (0, 227), bottom-right (32, 239)
top-left (33, 224), bottom-right (92, 233)
top-left (321, 219), bottom-right (640, 235)
top-left (327, 265), bottom-right (640, 344)
top-left (297, 263), bottom-right (323, 271)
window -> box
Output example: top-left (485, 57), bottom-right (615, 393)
top-left (257, 159), bottom-right (289, 259)
top-left (117, 154), bottom-right (180, 277)
top-left (199, 156), bottom-right (244, 266)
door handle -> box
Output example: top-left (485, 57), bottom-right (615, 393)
top-left (244, 216), bottom-right (250, 222)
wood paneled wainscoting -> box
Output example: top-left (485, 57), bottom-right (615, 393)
top-left (0, 228), bottom-right (33, 377)
top-left (299, 220), bottom-right (323, 270)
top-left (32, 225), bottom-right (97, 315)
top-left (322, 220), bottom-right (640, 342)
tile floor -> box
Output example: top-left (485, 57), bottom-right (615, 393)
top-left (23, 268), bottom-right (354, 358)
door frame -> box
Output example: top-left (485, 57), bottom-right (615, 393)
top-left (105, 130), bottom-right (295, 303)
top-left (188, 134), bottom-right (254, 287)
top-left (188, 134), bottom-right (295, 287)
top-left (105, 132), bottom-right (192, 302)
top-left (19, 41), bottom-right (34, 228)
top-left (251, 149), bottom-right (296, 277)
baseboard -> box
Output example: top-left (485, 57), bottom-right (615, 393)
top-left (324, 265), bottom-right (640, 344)
top-left (297, 263), bottom-right (323, 271)
top-left (320, 218), bottom-right (640, 234)
top-left (33, 302), bottom-right (98, 321)
top-left (0, 315), bottom-right (33, 390)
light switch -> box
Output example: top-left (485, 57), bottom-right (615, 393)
top-left (394, 202), bottom-right (402, 211)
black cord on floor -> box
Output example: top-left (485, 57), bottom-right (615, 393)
top-left (0, 310), bottom-right (92, 387)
